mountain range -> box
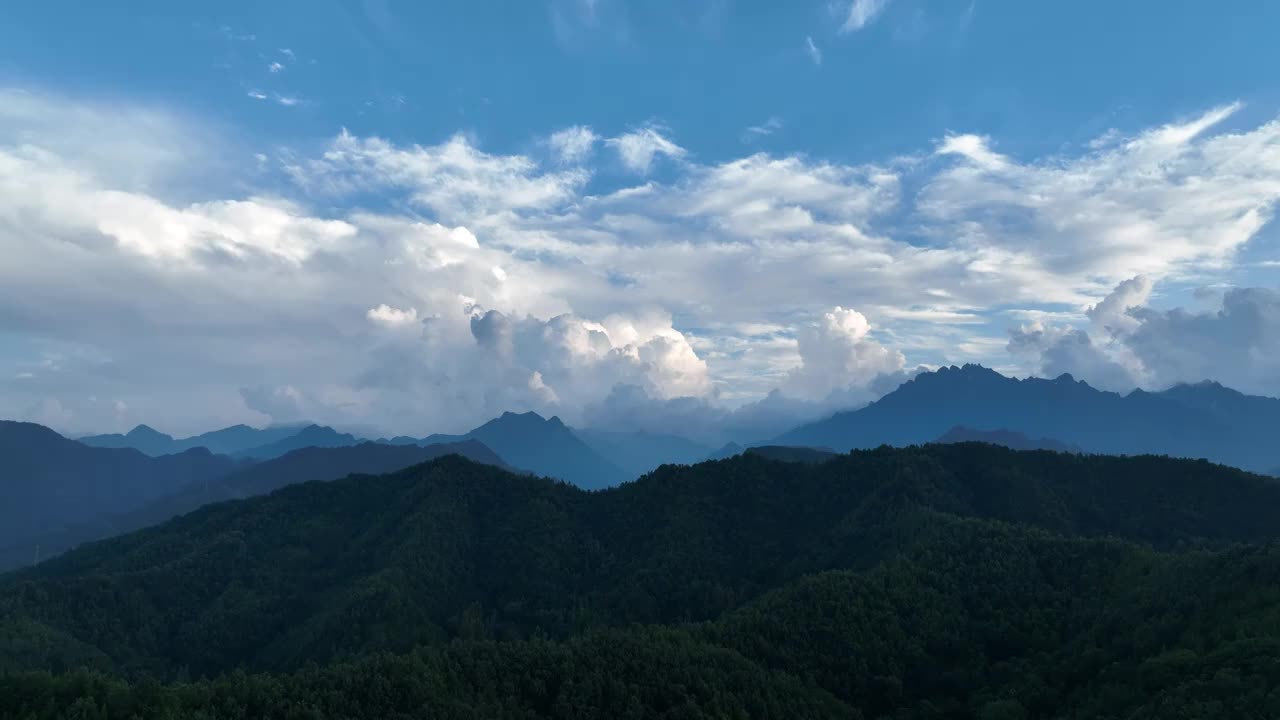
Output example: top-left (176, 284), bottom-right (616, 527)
top-left (4, 445), bottom-right (1280, 717)
top-left (69, 365), bottom-right (1280, 481)
top-left (0, 421), bottom-right (238, 553)
top-left (80, 422), bottom-right (309, 456)
top-left (0, 439), bottom-right (508, 572)
top-left (777, 364), bottom-right (1280, 472)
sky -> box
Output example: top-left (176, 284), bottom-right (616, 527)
top-left (2, 0), bottom-right (1279, 440)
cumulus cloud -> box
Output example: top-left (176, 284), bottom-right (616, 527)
top-left (6, 88), bottom-right (1280, 437)
top-left (367, 304), bottom-right (419, 327)
top-left (1009, 277), bottom-right (1280, 396)
top-left (782, 307), bottom-right (906, 401)
top-left (1125, 287), bottom-right (1280, 393)
top-left (606, 126), bottom-right (686, 174)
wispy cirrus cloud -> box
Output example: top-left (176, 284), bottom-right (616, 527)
top-left (805, 36), bottom-right (822, 65)
top-left (838, 0), bottom-right (891, 33)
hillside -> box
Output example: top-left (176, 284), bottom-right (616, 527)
top-left (0, 421), bottom-right (237, 551)
top-left (3, 445), bottom-right (1280, 717)
top-left (0, 440), bottom-right (508, 571)
top-left (4, 445), bottom-right (1280, 673)
top-left (776, 364), bottom-right (1280, 472)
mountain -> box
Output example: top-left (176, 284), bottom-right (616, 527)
top-left (573, 428), bottom-right (712, 477)
top-left (0, 421), bottom-right (237, 551)
top-left (77, 424), bottom-right (176, 455)
top-left (705, 441), bottom-right (744, 460)
top-left (4, 445), bottom-right (1280, 717)
top-left (935, 425), bottom-right (1081, 453)
top-left (233, 424), bottom-right (362, 460)
top-left (705, 443), bottom-right (833, 464)
top-left (0, 439), bottom-right (508, 572)
top-left (776, 364), bottom-right (1280, 472)
top-left (81, 423), bottom-right (311, 456)
top-left (422, 411), bottom-right (627, 488)
top-left (743, 445), bottom-right (839, 464)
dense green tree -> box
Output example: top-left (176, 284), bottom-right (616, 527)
top-left (3, 444), bottom-right (1280, 717)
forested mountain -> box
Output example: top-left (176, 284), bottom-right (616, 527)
top-left (573, 428), bottom-right (712, 476)
top-left (936, 426), bottom-right (1080, 452)
top-left (0, 421), bottom-right (238, 552)
top-left (421, 411), bottom-right (628, 488)
top-left (777, 364), bottom-right (1280, 472)
top-left (81, 423), bottom-right (309, 457)
top-left (4, 444), bottom-right (1280, 717)
top-left (0, 440), bottom-right (507, 572)
top-left (742, 445), bottom-right (839, 463)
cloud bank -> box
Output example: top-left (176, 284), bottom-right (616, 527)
top-left (3, 88), bottom-right (1279, 437)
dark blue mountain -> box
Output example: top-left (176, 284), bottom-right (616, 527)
top-left (77, 424), bottom-right (176, 455)
top-left (420, 411), bottom-right (627, 489)
top-left (233, 424), bottom-right (362, 460)
top-left (775, 364), bottom-right (1280, 472)
top-left (0, 421), bottom-right (238, 552)
top-left (935, 426), bottom-right (1081, 453)
top-left (705, 442), bottom-right (745, 461)
top-left (0, 439), bottom-right (508, 571)
top-left (743, 445), bottom-right (839, 464)
top-left (81, 423), bottom-right (310, 456)
top-left (573, 428), bottom-right (712, 477)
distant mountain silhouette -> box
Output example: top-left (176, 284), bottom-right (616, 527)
top-left (233, 424), bottom-right (362, 459)
top-left (77, 424), bottom-right (177, 455)
top-left (775, 364), bottom-right (1280, 473)
top-left (705, 442), bottom-right (745, 461)
top-left (81, 423), bottom-right (310, 456)
top-left (421, 411), bottom-right (627, 489)
top-left (0, 421), bottom-right (237, 552)
top-left (743, 445), bottom-right (839, 464)
top-left (935, 426), bottom-right (1080, 453)
top-left (0, 439), bottom-right (508, 571)
top-left (574, 428), bottom-right (712, 477)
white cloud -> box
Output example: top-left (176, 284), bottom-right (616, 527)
top-left (839, 0), bottom-right (890, 33)
top-left (783, 307), bottom-right (906, 401)
top-left (1009, 277), bottom-right (1280, 397)
top-left (367, 304), bottom-right (420, 327)
top-left (6, 89), bottom-right (1280, 438)
top-left (275, 94), bottom-right (299, 107)
top-left (744, 117), bottom-right (783, 141)
top-left (805, 36), bottom-right (822, 65)
top-left (289, 129), bottom-right (588, 223)
top-left (921, 103), bottom-right (1280, 294)
top-left (548, 125), bottom-right (598, 164)
top-left (268, 62), bottom-right (285, 73)
top-left (606, 126), bottom-right (686, 174)
top-left (247, 90), bottom-right (268, 100)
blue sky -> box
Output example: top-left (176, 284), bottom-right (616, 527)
top-left (2, 0), bottom-right (1279, 439)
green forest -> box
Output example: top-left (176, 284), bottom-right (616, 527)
top-left (4, 444), bottom-right (1280, 718)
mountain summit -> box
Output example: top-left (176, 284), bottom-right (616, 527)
top-left (423, 411), bottom-right (627, 489)
top-left (775, 364), bottom-right (1280, 472)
